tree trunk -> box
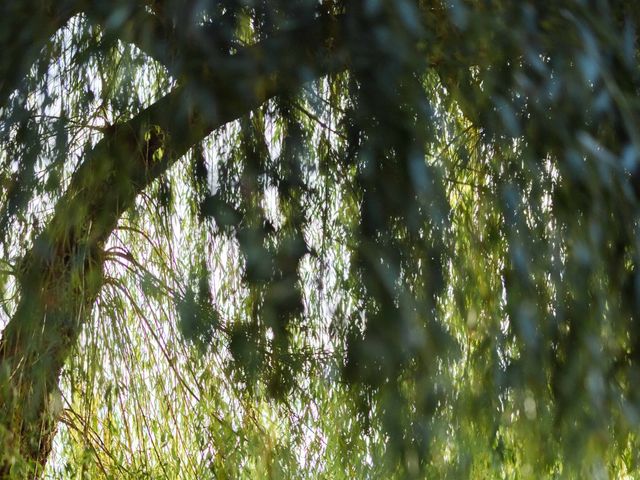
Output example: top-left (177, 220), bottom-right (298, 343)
top-left (0, 245), bottom-right (103, 475)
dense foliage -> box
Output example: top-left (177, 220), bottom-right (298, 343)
top-left (2, 0), bottom-right (640, 477)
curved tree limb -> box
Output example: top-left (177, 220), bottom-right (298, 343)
top-left (0, 0), bottom-right (79, 110)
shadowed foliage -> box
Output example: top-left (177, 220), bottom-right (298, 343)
top-left (2, 0), bottom-right (640, 478)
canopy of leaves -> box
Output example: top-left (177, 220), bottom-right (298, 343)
top-left (1, 0), bottom-right (640, 478)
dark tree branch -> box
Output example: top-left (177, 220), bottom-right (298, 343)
top-left (0, 0), bottom-right (78, 109)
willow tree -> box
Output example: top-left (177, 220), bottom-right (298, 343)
top-left (1, 0), bottom-right (640, 477)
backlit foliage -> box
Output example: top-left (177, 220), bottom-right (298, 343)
top-left (2, 0), bottom-right (640, 477)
